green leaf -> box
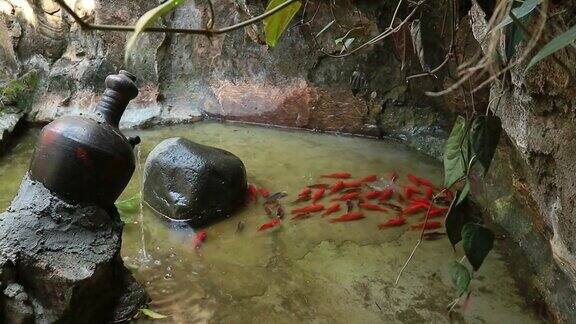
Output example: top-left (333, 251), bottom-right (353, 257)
top-left (527, 24), bottom-right (576, 70)
top-left (344, 37), bottom-right (355, 50)
top-left (140, 308), bottom-right (168, 319)
top-left (445, 197), bottom-right (474, 249)
top-left (462, 223), bottom-right (495, 271)
top-left (263, 0), bottom-right (302, 47)
top-left (494, 0), bottom-right (542, 30)
top-left (450, 261), bottom-right (471, 295)
top-left (456, 181), bottom-right (470, 206)
top-left (115, 194), bottom-right (141, 214)
top-left (470, 116), bottom-right (502, 174)
top-left (444, 116), bottom-right (469, 187)
top-left (340, 37), bottom-right (356, 54)
top-left (125, 0), bottom-right (186, 63)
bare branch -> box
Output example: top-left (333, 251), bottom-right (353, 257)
top-left (206, 0), bottom-right (215, 30)
top-left (53, 0), bottom-right (300, 36)
top-left (312, 0), bottom-right (425, 59)
top-left (406, 0), bottom-right (455, 81)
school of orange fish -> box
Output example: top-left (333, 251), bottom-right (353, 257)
top-left (191, 172), bottom-right (454, 249)
top-left (247, 171), bottom-right (455, 239)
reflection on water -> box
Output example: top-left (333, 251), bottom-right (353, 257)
top-left (0, 128), bottom-right (39, 208)
top-left (0, 122), bottom-right (543, 323)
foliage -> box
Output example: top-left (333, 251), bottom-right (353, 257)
top-left (139, 308), bottom-right (168, 319)
top-left (445, 194), bottom-right (474, 248)
top-left (495, 0), bottom-right (542, 30)
top-left (263, 0), bottom-right (302, 47)
top-left (0, 71), bottom-right (39, 110)
top-left (462, 223), bottom-right (495, 271)
top-left (455, 180), bottom-right (470, 206)
top-left (443, 116), bottom-right (469, 188)
top-left (528, 23), bottom-right (576, 70)
top-left (125, 0), bottom-right (186, 63)
top-left (450, 261), bottom-right (471, 295)
top-left (442, 113), bottom-right (501, 298)
top-left (469, 116), bottom-right (502, 174)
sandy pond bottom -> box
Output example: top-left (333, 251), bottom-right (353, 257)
top-left (0, 122), bottom-right (542, 323)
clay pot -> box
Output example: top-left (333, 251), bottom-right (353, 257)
top-left (29, 70), bottom-right (140, 207)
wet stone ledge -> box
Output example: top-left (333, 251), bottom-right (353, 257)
top-left (0, 176), bottom-right (148, 323)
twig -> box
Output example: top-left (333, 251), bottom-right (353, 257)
top-left (394, 183), bottom-right (461, 286)
top-left (53, 0), bottom-right (299, 35)
top-left (406, 0), bottom-right (455, 80)
top-left (395, 151), bottom-right (475, 287)
top-left (313, 1), bottom-right (424, 58)
top-left (389, 0), bottom-right (405, 29)
top-left (206, 0), bottom-right (215, 30)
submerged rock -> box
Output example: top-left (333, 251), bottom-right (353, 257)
top-left (143, 137), bottom-right (247, 226)
top-left (0, 176), bottom-right (148, 323)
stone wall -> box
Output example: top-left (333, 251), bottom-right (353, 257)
top-left (469, 1), bottom-right (576, 321)
top-left (0, 0), bottom-right (463, 157)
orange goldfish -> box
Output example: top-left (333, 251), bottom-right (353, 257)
top-left (321, 203), bottom-right (341, 217)
top-left (410, 197), bottom-right (431, 207)
top-left (379, 188), bottom-right (394, 202)
top-left (360, 174), bottom-right (378, 183)
top-left (342, 180), bottom-right (363, 188)
top-left (298, 187), bottom-right (312, 197)
top-left (247, 184), bottom-right (258, 203)
top-left (330, 211), bottom-right (365, 223)
top-left (404, 186), bottom-right (422, 199)
top-left (421, 207), bottom-right (448, 219)
top-left (291, 204), bottom-right (325, 215)
top-left (321, 172), bottom-right (352, 179)
top-left (330, 181), bottom-right (345, 193)
top-left (257, 218), bottom-right (281, 231)
top-left (193, 230), bottom-right (207, 249)
top-left (331, 192), bottom-right (360, 201)
top-left (365, 190), bottom-right (381, 199)
top-left (359, 203), bottom-right (387, 212)
top-left (293, 187), bottom-right (312, 203)
top-left (417, 177), bottom-right (436, 188)
top-left (312, 188), bottom-right (326, 203)
top-left (258, 188), bottom-right (270, 198)
top-left (378, 217), bottom-right (406, 229)
top-left (425, 187), bottom-right (434, 200)
top-left (402, 204), bottom-right (428, 216)
top-left (407, 174), bottom-right (420, 186)
top-left (411, 221), bottom-right (442, 230)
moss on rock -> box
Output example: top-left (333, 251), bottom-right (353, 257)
top-left (0, 70), bottom-right (38, 111)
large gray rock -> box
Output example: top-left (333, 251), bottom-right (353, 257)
top-left (0, 175), bottom-right (147, 323)
top-left (143, 137), bottom-right (247, 226)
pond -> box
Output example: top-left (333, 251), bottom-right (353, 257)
top-left (0, 122), bottom-right (543, 323)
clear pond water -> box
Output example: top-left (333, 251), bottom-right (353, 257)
top-left (0, 122), bottom-right (543, 323)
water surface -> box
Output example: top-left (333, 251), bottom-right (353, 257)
top-left (0, 122), bottom-right (543, 323)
